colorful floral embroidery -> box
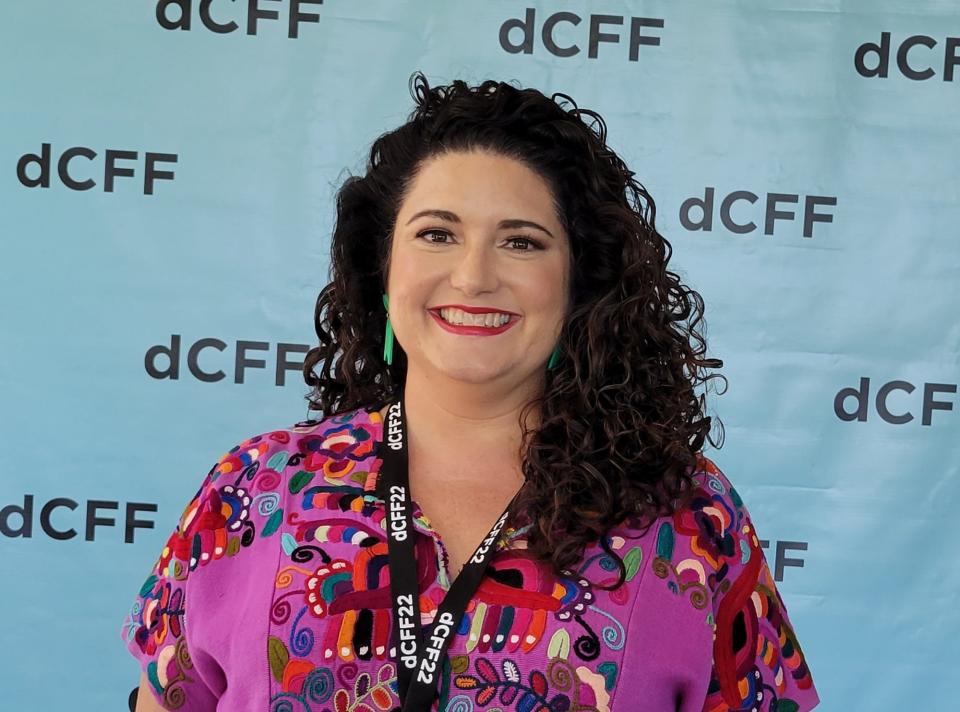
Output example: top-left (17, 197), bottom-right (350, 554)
top-left (123, 430), bottom-right (293, 705)
top-left (652, 456), bottom-right (815, 712)
top-left (451, 655), bottom-right (612, 711)
top-left (260, 411), bottom-right (634, 711)
top-left (122, 408), bottom-right (817, 711)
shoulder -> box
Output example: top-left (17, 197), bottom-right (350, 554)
top-left (122, 406), bottom-right (388, 704)
top-left (224, 405), bottom-right (382, 482)
top-left (155, 405), bottom-right (383, 578)
top-left (123, 406), bottom-right (382, 639)
top-left (648, 453), bottom-right (767, 616)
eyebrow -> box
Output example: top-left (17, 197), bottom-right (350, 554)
top-left (405, 209), bottom-right (555, 239)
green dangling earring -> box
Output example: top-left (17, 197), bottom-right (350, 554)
top-left (382, 293), bottom-right (394, 365)
top-left (547, 344), bottom-right (561, 370)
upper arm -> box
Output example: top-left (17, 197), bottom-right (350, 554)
top-left (120, 436), bottom-right (271, 711)
top-left (696, 457), bottom-right (820, 712)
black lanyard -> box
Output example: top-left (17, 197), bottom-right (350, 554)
top-left (377, 395), bottom-right (522, 711)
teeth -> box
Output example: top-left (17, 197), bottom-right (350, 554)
top-left (438, 308), bottom-right (511, 327)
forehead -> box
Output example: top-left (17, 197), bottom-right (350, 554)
top-left (398, 150), bottom-right (561, 225)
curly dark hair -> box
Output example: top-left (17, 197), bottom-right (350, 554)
top-left (302, 71), bottom-right (726, 591)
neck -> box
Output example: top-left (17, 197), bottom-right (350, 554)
top-left (387, 364), bottom-right (544, 484)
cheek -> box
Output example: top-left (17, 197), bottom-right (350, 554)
top-left (388, 249), bottom-right (417, 286)
top-left (525, 264), bottom-right (568, 313)
top-left (388, 280), bottom-right (443, 334)
top-left (388, 255), bottom-right (435, 300)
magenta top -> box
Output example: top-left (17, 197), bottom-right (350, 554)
top-left (121, 405), bottom-right (819, 711)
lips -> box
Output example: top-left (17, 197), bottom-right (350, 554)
top-left (429, 304), bottom-right (520, 316)
top-left (428, 309), bottom-right (519, 336)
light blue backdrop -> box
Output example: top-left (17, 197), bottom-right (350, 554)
top-left (2, 1), bottom-right (958, 709)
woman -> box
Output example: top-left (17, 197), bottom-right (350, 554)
top-left (123, 73), bottom-right (819, 712)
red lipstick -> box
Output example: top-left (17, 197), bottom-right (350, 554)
top-left (430, 304), bottom-right (520, 316)
top-left (427, 307), bottom-right (520, 336)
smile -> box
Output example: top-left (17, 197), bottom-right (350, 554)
top-left (427, 309), bottom-right (519, 336)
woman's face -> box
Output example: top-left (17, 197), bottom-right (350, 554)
top-left (385, 149), bottom-right (570, 391)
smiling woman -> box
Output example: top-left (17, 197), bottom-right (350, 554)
top-left (385, 149), bottom-right (570, 397)
top-left (121, 72), bottom-right (819, 712)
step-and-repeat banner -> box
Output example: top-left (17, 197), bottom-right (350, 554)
top-left (2, 2), bottom-right (957, 709)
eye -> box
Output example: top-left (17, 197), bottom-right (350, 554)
top-left (506, 236), bottom-right (544, 251)
top-left (415, 229), bottom-right (544, 251)
top-left (416, 229), bottom-right (454, 244)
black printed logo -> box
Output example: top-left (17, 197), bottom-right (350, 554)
top-left (145, 335), bottom-right (309, 385)
top-left (500, 9), bottom-right (663, 60)
top-left (855, 32), bottom-right (960, 81)
top-left (835, 377), bottom-right (956, 425)
top-left (16, 144), bottom-right (177, 195)
top-left (156, 0), bottom-right (324, 38)
top-left (1, 496), bottom-right (157, 543)
top-left (680, 188), bottom-right (837, 238)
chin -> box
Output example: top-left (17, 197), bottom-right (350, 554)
top-left (431, 359), bottom-right (507, 383)
top-left (443, 366), bottom-right (504, 383)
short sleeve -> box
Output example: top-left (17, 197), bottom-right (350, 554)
top-left (694, 456), bottom-right (819, 712)
top-left (119, 435), bottom-right (269, 711)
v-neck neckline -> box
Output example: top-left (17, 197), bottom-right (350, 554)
top-left (362, 405), bottom-right (531, 591)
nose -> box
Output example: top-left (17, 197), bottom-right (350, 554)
top-left (448, 239), bottom-right (499, 295)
